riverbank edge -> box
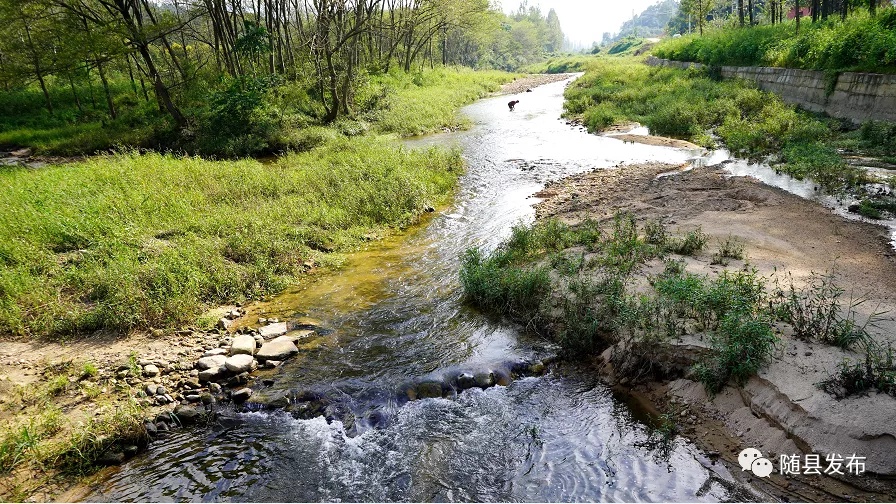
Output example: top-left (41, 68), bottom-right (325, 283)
top-left (0, 71), bottom-right (570, 502)
top-left (463, 161), bottom-right (896, 501)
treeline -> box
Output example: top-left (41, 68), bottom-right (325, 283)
top-left (657, 0), bottom-right (896, 73)
top-left (671, 0), bottom-right (892, 35)
top-left (0, 0), bottom-right (563, 154)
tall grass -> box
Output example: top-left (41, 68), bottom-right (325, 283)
top-left (360, 67), bottom-right (512, 137)
top-left (654, 9), bottom-right (896, 73)
top-left (0, 137), bottom-right (462, 338)
top-left (0, 66), bottom-right (513, 157)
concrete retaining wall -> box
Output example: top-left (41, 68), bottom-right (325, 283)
top-left (646, 56), bottom-right (896, 123)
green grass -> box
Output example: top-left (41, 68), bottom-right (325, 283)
top-left (360, 67), bottom-right (513, 137)
top-left (0, 67), bottom-right (513, 157)
top-left (562, 56), bottom-right (867, 193)
top-left (0, 136), bottom-right (462, 338)
top-left (771, 271), bottom-right (879, 350)
top-left (653, 9), bottom-right (896, 73)
top-left (524, 56), bottom-right (594, 74)
top-left (461, 216), bottom-right (780, 392)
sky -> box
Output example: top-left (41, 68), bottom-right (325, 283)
top-left (500, 0), bottom-right (664, 48)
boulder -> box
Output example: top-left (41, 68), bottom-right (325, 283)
top-left (142, 364), bottom-right (160, 377)
top-left (456, 372), bottom-right (476, 390)
top-left (174, 404), bottom-right (204, 425)
top-left (196, 355), bottom-right (226, 371)
top-left (258, 322), bottom-right (289, 339)
top-left (416, 381), bottom-right (444, 399)
top-left (217, 317), bottom-right (232, 330)
top-left (230, 335), bottom-right (256, 356)
top-left (474, 371), bottom-right (495, 388)
top-left (145, 384), bottom-right (158, 396)
top-left (256, 336), bottom-right (299, 362)
top-left (231, 388), bottom-right (252, 403)
top-left (202, 348), bottom-right (228, 357)
top-left (96, 451), bottom-right (125, 466)
top-left (225, 354), bottom-right (256, 374)
top-left (198, 366), bottom-right (227, 383)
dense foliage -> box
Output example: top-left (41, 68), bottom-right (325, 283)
top-left (655, 9), bottom-right (896, 72)
top-left (559, 56), bottom-right (866, 192)
top-left (0, 0), bottom-right (563, 156)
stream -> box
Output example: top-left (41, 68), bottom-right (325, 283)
top-left (86, 76), bottom-right (762, 502)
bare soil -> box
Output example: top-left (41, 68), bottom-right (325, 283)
top-left (500, 73), bottom-right (572, 95)
top-left (535, 161), bottom-right (896, 501)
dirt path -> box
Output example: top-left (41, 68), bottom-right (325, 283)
top-left (535, 162), bottom-right (896, 501)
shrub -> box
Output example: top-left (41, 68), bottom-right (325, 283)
top-left (772, 271), bottom-right (878, 349)
top-left (694, 311), bottom-right (777, 394)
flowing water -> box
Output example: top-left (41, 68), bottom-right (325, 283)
top-left (86, 77), bottom-right (761, 502)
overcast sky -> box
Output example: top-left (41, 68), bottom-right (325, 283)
top-left (500, 0), bottom-right (664, 48)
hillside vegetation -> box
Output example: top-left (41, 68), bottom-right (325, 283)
top-left (655, 9), bottom-right (896, 73)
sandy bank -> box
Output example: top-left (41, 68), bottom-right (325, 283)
top-left (534, 162), bottom-right (896, 501)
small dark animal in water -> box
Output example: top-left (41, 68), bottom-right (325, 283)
top-left (508, 100), bottom-right (519, 111)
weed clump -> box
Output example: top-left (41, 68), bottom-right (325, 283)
top-left (820, 344), bottom-right (896, 399)
top-left (711, 236), bottom-right (745, 266)
top-left (666, 227), bottom-right (709, 256)
top-left (772, 271), bottom-right (878, 350)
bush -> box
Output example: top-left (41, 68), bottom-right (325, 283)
top-left (655, 11), bottom-right (896, 73)
top-left (694, 311), bottom-right (777, 393)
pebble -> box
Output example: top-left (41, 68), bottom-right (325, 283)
top-left (143, 364), bottom-right (160, 377)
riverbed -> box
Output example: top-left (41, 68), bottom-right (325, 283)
top-left (85, 77), bottom-right (761, 502)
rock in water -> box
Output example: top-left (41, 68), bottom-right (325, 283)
top-left (198, 366), bottom-right (227, 383)
top-left (231, 388), bottom-right (252, 403)
top-left (174, 404), bottom-right (204, 425)
top-left (258, 322), bottom-right (289, 339)
top-left (474, 371), bottom-right (495, 388)
top-left (96, 451), bottom-right (126, 466)
top-left (456, 372), bottom-right (476, 390)
top-left (256, 336), bottom-right (299, 362)
top-left (230, 335), bottom-right (257, 356)
top-left (225, 354), bottom-right (256, 374)
top-left (416, 381), bottom-right (444, 399)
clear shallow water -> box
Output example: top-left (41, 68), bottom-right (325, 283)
top-left (86, 77), bottom-right (756, 502)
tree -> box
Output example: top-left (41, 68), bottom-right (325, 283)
top-left (681, 0), bottom-right (719, 35)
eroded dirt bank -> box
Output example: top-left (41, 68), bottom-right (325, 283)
top-left (534, 162), bottom-right (896, 501)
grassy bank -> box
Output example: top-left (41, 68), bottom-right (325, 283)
top-left (0, 65), bottom-right (516, 338)
top-left (461, 215), bottom-right (876, 393)
top-left (653, 10), bottom-right (896, 73)
top-left (0, 138), bottom-right (462, 338)
top-left (0, 67), bottom-right (512, 157)
top-left (560, 56), bottom-right (873, 193)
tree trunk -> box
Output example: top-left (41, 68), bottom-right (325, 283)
top-left (97, 60), bottom-right (117, 119)
top-left (738, 0), bottom-right (745, 26)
